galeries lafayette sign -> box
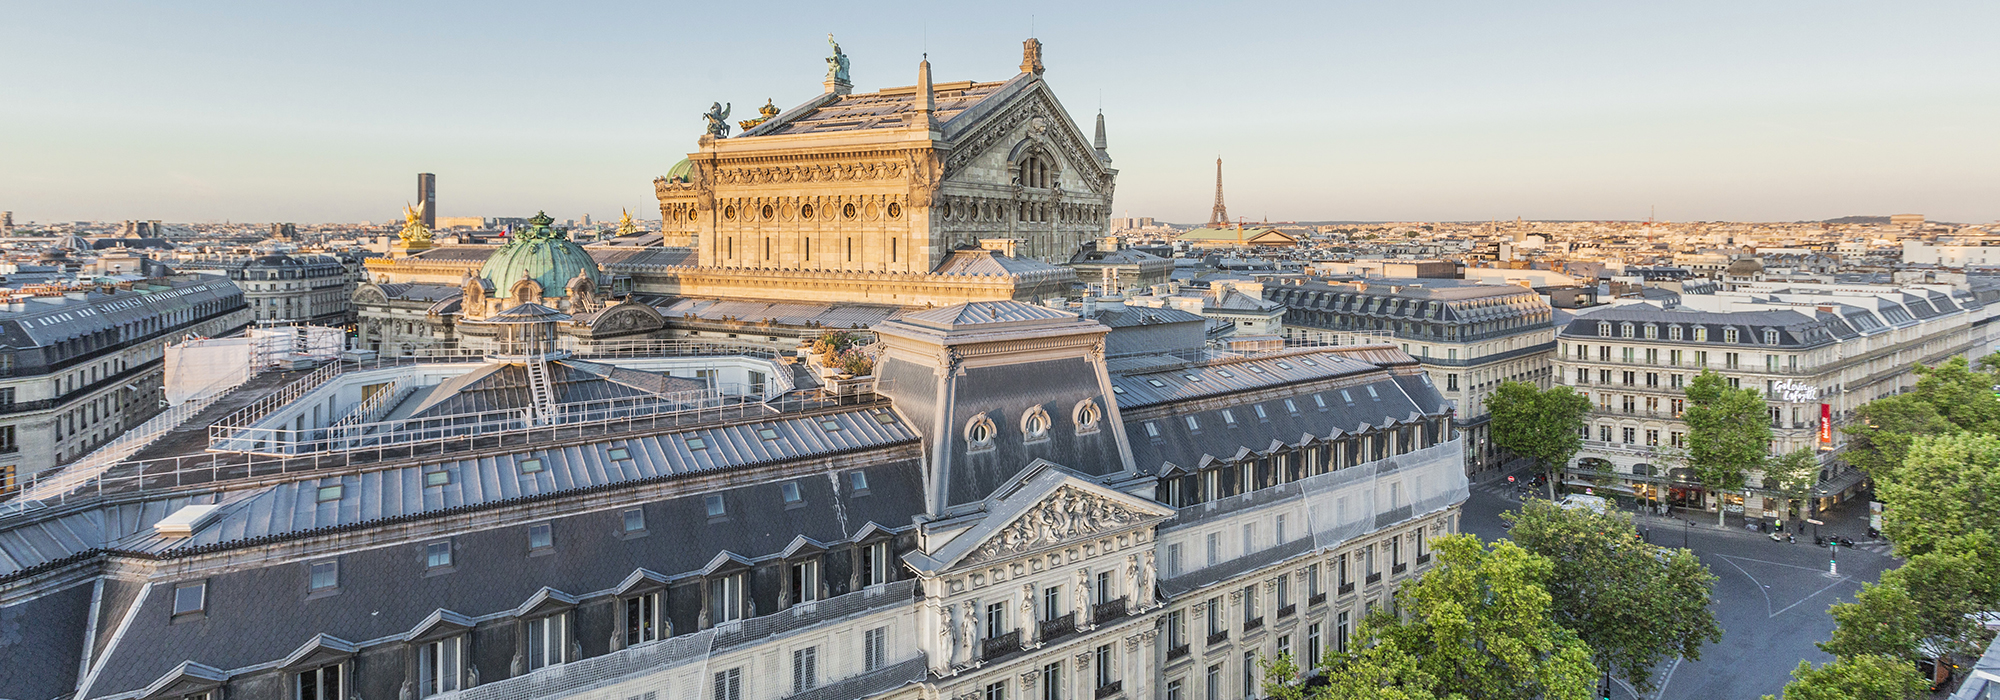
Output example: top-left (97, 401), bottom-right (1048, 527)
top-left (1772, 380), bottom-right (1820, 403)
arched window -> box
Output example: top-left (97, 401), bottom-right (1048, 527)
top-left (1021, 406), bottom-right (1051, 442)
top-left (1074, 399), bottom-right (1103, 435)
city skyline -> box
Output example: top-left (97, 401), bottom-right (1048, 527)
top-left (4, 1), bottom-right (1997, 224)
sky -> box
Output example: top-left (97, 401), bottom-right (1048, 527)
top-left (3, 1), bottom-right (1996, 225)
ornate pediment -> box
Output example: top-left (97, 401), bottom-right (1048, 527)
top-left (944, 85), bottom-right (1111, 196)
top-left (960, 485), bottom-right (1146, 567)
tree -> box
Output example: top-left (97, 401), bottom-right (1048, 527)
top-left (1764, 448), bottom-right (1819, 523)
top-left (1503, 500), bottom-right (1723, 695)
top-left (1340, 535), bottom-right (1599, 700)
top-left (1821, 580), bottom-right (1927, 662)
top-left (1764, 654), bottom-right (1929, 700)
top-left (1845, 356), bottom-right (2000, 480)
top-left (1683, 370), bottom-right (1768, 525)
top-left (1487, 381), bottom-right (1593, 499)
top-left (1262, 646), bottom-right (1439, 700)
top-left (1875, 433), bottom-right (2000, 559)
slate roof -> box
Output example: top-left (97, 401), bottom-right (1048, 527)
top-left (745, 78), bottom-right (1020, 137)
top-left (0, 278), bottom-right (242, 351)
top-left (376, 283), bottom-right (461, 303)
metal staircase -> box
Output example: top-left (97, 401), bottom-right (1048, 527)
top-left (525, 357), bottom-right (558, 424)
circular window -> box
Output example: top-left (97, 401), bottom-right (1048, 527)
top-left (800, 204), bottom-right (815, 219)
top-left (1022, 406), bottom-right (1051, 440)
top-left (887, 202), bottom-right (902, 219)
top-left (966, 414), bottom-right (997, 449)
top-left (843, 203), bottom-right (857, 219)
top-left (723, 205), bottom-right (736, 220)
top-left (761, 205), bottom-right (775, 220)
top-left (1074, 399), bottom-right (1102, 433)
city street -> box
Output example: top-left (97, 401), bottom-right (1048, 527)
top-left (1459, 479), bottom-right (1898, 700)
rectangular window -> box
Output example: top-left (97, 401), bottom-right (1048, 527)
top-left (309, 561), bottom-right (338, 592)
top-left (1168, 679), bottom-right (1184, 700)
top-left (1275, 513), bottom-right (1287, 543)
top-left (418, 637), bottom-right (461, 697)
top-left (1646, 429), bottom-right (1660, 446)
top-left (296, 663), bottom-right (342, 700)
top-left (862, 541), bottom-right (890, 586)
top-left (623, 508), bottom-right (646, 533)
top-left (529, 523), bottom-right (553, 551)
top-left (705, 495), bottom-right (725, 518)
top-left (1167, 543), bottom-right (1183, 577)
top-left (1622, 427), bottom-right (1636, 444)
top-left (1242, 585), bottom-right (1258, 623)
top-left (1167, 609), bottom-right (1186, 649)
top-left (174, 581), bottom-right (205, 616)
top-left (1307, 622), bottom-right (1323, 670)
top-left (865, 627), bottom-right (887, 671)
top-left (1337, 611), bottom-right (1350, 653)
top-left (1042, 662), bottom-right (1062, 700)
top-left (792, 646), bottom-right (818, 693)
top-left (1244, 651), bottom-right (1258, 698)
top-left (1096, 644), bottom-right (1115, 688)
top-left (987, 601), bottom-right (1008, 638)
top-left (1097, 570), bottom-right (1114, 605)
top-left (1241, 523), bottom-right (1256, 553)
top-left (1306, 563), bottom-right (1322, 599)
top-left (1207, 596), bottom-right (1224, 636)
top-left (1206, 663), bottom-right (1222, 700)
top-left (713, 668), bottom-right (743, 700)
top-left (791, 559), bottom-right (819, 604)
top-left (1206, 532), bottom-right (1220, 566)
top-left (626, 592), bottom-right (660, 645)
top-left (987, 681), bottom-right (1009, 700)
top-left (525, 613), bottom-right (567, 670)
top-left (425, 541), bottom-right (451, 569)
top-left (1276, 571), bottom-right (1291, 610)
top-left (711, 574), bottom-right (745, 623)
top-left (1045, 586), bottom-right (1063, 621)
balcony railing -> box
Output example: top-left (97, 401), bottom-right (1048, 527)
top-left (982, 630), bottom-right (1021, 660)
top-left (1095, 681), bottom-right (1123, 699)
top-left (1366, 572), bottom-right (1382, 585)
top-left (1207, 630), bottom-right (1230, 646)
top-left (1393, 563), bottom-right (1407, 575)
top-left (1040, 613), bottom-right (1076, 642)
top-left (1417, 553), bottom-right (1431, 565)
top-left (1092, 597), bottom-right (1127, 625)
top-left (1167, 644), bottom-right (1190, 661)
top-left (1338, 582), bottom-right (1355, 595)
top-left (1277, 604), bottom-right (1296, 619)
top-left (1243, 617), bottom-right (1264, 633)
top-left (1308, 593), bottom-right (1327, 607)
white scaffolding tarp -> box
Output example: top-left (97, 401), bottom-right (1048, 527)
top-left (250, 325), bottom-right (343, 362)
top-left (164, 337), bottom-right (256, 406)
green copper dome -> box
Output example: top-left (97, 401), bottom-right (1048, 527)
top-left (665, 158), bottom-right (696, 183)
top-left (479, 211), bottom-right (602, 298)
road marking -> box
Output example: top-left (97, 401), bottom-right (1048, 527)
top-left (1712, 553), bottom-right (1852, 618)
top-left (1650, 657), bottom-right (1682, 700)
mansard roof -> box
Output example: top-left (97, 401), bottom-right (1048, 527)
top-left (743, 76), bottom-right (1025, 138)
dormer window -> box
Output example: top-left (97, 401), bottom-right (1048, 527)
top-left (966, 414), bottom-right (997, 450)
top-left (1620, 322), bottom-right (1635, 338)
top-left (1669, 325), bottom-right (1683, 340)
top-left (1763, 329), bottom-right (1779, 344)
top-left (1723, 328), bottom-right (1739, 343)
top-left (1643, 324), bottom-right (1658, 339)
top-left (1694, 327), bottom-right (1708, 342)
top-left (1597, 322), bottom-right (1611, 337)
top-left (1074, 399), bottom-right (1103, 435)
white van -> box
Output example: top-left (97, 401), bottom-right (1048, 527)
top-left (1558, 494), bottom-right (1609, 515)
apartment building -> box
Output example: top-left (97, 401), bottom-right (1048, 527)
top-left (0, 277), bottom-right (249, 485)
top-left (1266, 278), bottom-right (1557, 475)
top-left (1555, 281), bottom-right (2000, 520)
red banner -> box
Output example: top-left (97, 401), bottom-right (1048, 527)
top-left (1819, 403), bottom-right (1832, 443)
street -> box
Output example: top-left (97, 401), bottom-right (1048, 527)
top-left (1459, 480), bottom-right (1898, 700)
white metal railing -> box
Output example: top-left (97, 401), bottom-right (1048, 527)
top-left (329, 376), bottom-right (415, 430)
top-left (211, 361), bottom-right (343, 429)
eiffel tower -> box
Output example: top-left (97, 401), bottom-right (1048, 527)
top-left (1208, 157), bottom-right (1228, 228)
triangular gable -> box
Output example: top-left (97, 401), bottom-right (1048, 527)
top-left (1267, 439), bottom-right (1288, 453)
top-left (924, 461), bottom-right (1174, 572)
top-left (615, 568), bottom-right (671, 597)
top-left (404, 609), bottom-right (475, 643)
top-left (1231, 446), bottom-right (1256, 462)
top-left (137, 661), bottom-right (228, 700)
top-left (851, 521), bottom-right (897, 543)
top-left (700, 551), bottom-right (755, 577)
top-left (779, 535), bottom-right (830, 560)
top-left (278, 634), bottom-right (357, 672)
top-left (1159, 460), bottom-right (1191, 477)
top-left (513, 587), bottom-right (579, 618)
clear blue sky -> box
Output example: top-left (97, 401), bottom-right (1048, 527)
top-left (4, 1), bottom-right (1996, 225)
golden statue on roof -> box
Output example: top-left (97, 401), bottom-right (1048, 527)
top-left (399, 201), bottom-right (433, 245)
top-left (616, 208), bottom-right (639, 237)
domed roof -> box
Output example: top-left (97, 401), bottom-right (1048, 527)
top-left (665, 158), bottom-right (696, 183)
top-left (478, 211), bottom-right (602, 298)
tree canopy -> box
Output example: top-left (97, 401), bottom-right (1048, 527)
top-left (1503, 500), bottom-right (1722, 694)
top-left (1844, 356), bottom-right (2000, 479)
top-left (1683, 370), bottom-right (1769, 524)
top-left (1351, 535), bottom-right (1598, 700)
top-left (1487, 381), bottom-right (1592, 498)
top-left (1765, 654), bottom-right (1929, 700)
